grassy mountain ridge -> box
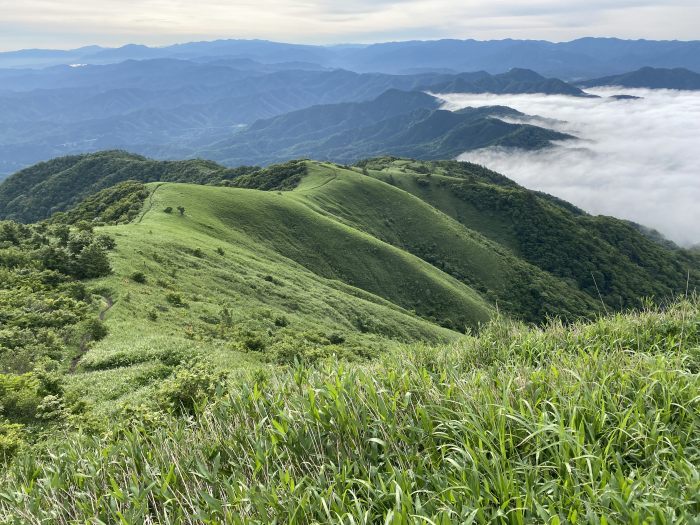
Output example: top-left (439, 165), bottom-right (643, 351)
top-left (4, 156), bottom-right (686, 418)
top-left (287, 162), bottom-right (597, 322)
top-left (358, 158), bottom-right (699, 310)
top-left (54, 175), bottom-right (494, 413)
top-left (2, 155), bottom-right (699, 521)
top-left (1, 153), bottom-right (695, 320)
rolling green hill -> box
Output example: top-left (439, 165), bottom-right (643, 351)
top-left (0, 151), bottom-right (255, 223)
top-left (358, 157), bottom-right (699, 310)
top-left (2, 154), bottom-right (699, 521)
top-left (1, 153), bottom-right (695, 322)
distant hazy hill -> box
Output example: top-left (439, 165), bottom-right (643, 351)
top-left (196, 90), bottom-right (571, 165)
top-left (2, 153), bottom-right (696, 322)
top-left (0, 65), bottom-right (476, 174)
top-left (579, 67), bottom-right (700, 90)
top-left (2, 37), bottom-right (699, 78)
top-left (426, 68), bottom-right (590, 96)
top-left (0, 72), bottom-right (573, 174)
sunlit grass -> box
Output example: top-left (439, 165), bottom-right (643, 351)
top-left (2, 299), bottom-right (698, 523)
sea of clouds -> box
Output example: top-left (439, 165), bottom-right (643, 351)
top-left (435, 88), bottom-right (700, 246)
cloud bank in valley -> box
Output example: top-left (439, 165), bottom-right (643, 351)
top-left (436, 88), bottom-right (700, 246)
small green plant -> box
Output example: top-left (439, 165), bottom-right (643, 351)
top-left (130, 271), bottom-right (146, 283)
top-left (216, 247), bottom-right (225, 256)
top-left (242, 335), bottom-right (266, 352)
top-left (177, 206), bottom-right (185, 216)
top-left (147, 309), bottom-right (158, 321)
top-left (163, 207), bottom-right (173, 214)
top-left (328, 332), bottom-right (345, 344)
top-left (165, 292), bottom-right (186, 307)
top-left (157, 359), bottom-right (224, 415)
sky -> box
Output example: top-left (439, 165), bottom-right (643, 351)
top-left (436, 88), bottom-right (700, 246)
top-left (0, 0), bottom-right (699, 51)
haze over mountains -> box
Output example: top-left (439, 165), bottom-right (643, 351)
top-left (2, 38), bottom-right (700, 77)
top-left (0, 64), bottom-right (595, 176)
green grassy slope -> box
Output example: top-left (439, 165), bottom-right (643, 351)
top-left (69, 179), bottom-right (490, 410)
top-left (3, 299), bottom-right (698, 523)
top-left (292, 162), bottom-right (598, 322)
top-left (359, 157), bottom-right (699, 310)
top-left (2, 152), bottom-right (696, 325)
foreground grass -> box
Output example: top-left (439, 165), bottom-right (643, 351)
top-left (2, 300), bottom-right (699, 524)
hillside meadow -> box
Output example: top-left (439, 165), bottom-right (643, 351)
top-left (1, 155), bottom-right (698, 523)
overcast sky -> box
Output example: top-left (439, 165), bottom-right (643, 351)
top-left (0, 0), bottom-right (698, 51)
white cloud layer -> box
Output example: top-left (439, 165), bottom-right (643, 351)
top-left (0, 0), bottom-right (699, 50)
top-left (436, 88), bottom-right (700, 246)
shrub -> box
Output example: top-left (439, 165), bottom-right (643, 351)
top-left (74, 243), bottom-right (111, 278)
top-left (274, 315), bottom-right (289, 328)
top-left (328, 332), bottom-right (346, 345)
top-left (242, 335), bottom-right (266, 352)
top-left (166, 292), bottom-right (186, 307)
top-left (0, 422), bottom-right (25, 461)
top-left (130, 271), bottom-right (147, 283)
top-left (157, 360), bottom-right (224, 415)
top-left (163, 207), bottom-right (173, 214)
top-left (78, 318), bottom-right (108, 343)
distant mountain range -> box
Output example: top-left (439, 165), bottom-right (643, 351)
top-left (426, 68), bottom-right (589, 96)
top-left (0, 67), bottom-right (579, 175)
top-left (1, 38), bottom-right (698, 177)
top-left (197, 90), bottom-right (570, 165)
top-left (579, 67), bottom-right (700, 90)
top-left (1, 38), bottom-right (699, 78)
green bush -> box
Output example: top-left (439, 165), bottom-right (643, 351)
top-left (157, 360), bottom-right (224, 415)
top-left (0, 422), bottom-right (24, 461)
top-left (165, 292), bottom-right (186, 307)
top-left (131, 271), bottom-right (147, 283)
top-left (273, 315), bottom-right (289, 327)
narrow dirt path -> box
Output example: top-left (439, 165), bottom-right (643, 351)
top-left (99, 295), bottom-right (114, 321)
top-left (137, 182), bottom-right (166, 224)
top-left (69, 294), bottom-right (114, 374)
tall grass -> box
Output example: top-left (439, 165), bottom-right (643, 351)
top-left (1, 299), bottom-right (699, 524)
